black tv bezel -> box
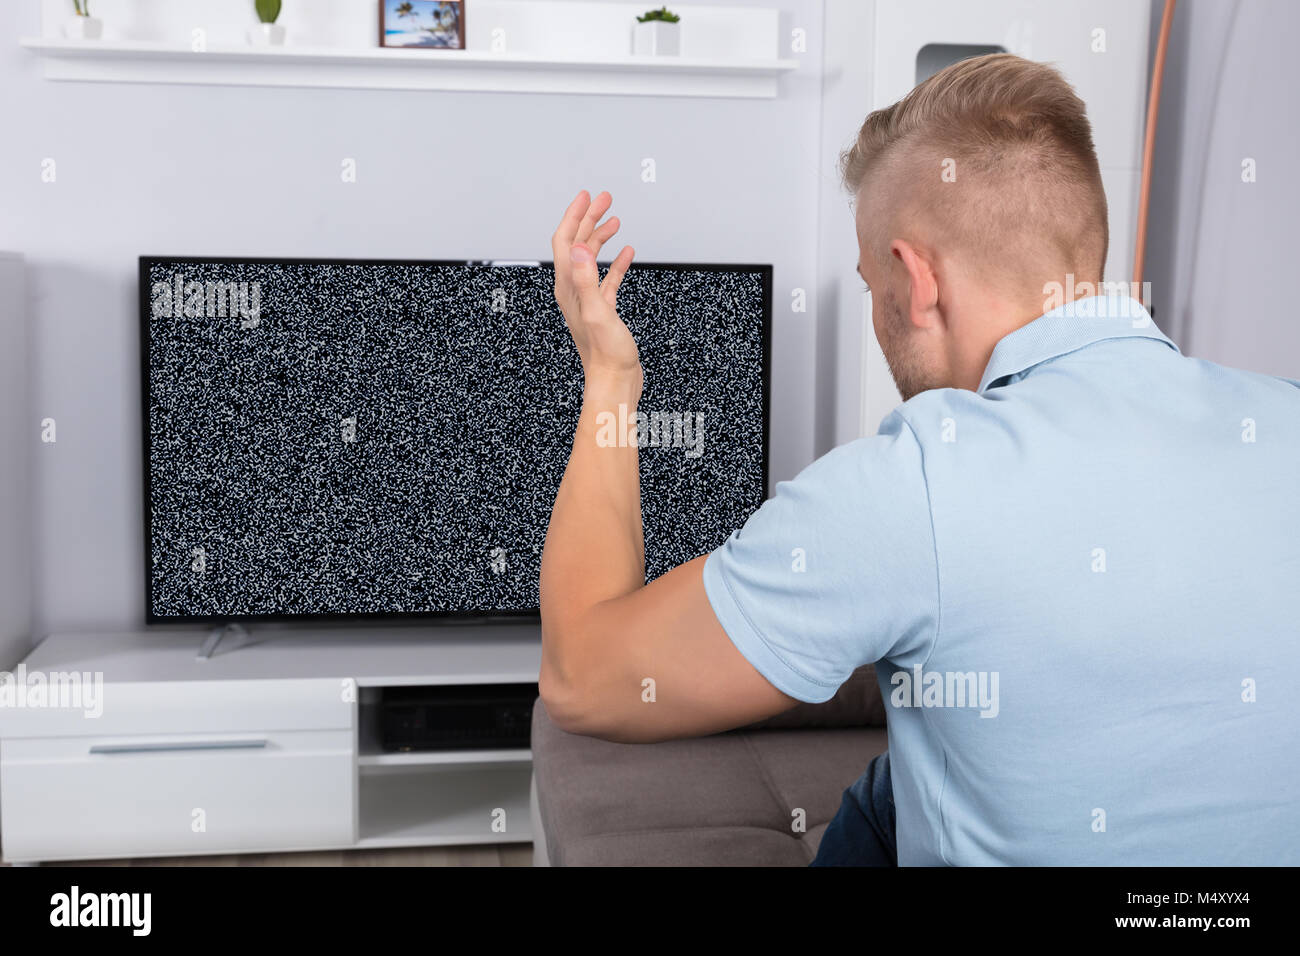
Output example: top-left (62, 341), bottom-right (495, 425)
top-left (138, 255), bottom-right (774, 626)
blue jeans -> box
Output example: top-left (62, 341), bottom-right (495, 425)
top-left (810, 751), bottom-right (897, 866)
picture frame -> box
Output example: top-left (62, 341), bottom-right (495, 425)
top-left (379, 1), bottom-right (466, 50)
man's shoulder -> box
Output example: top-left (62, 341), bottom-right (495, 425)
top-left (872, 388), bottom-right (999, 454)
top-left (779, 410), bottom-right (932, 510)
top-left (808, 390), bottom-right (992, 482)
top-left (815, 408), bottom-right (929, 473)
top-left (1184, 354), bottom-right (1300, 396)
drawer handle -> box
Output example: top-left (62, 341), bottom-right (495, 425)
top-left (89, 739), bottom-right (269, 755)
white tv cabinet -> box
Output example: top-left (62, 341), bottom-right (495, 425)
top-left (0, 626), bottom-right (541, 864)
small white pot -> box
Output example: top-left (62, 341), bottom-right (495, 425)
top-left (248, 23), bottom-right (287, 47)
top-left (63, 16), bottom-right (103, 40)
top-left (633, 20), bottom-right (681, 56)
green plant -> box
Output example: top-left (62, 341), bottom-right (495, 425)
top-left (637, 6), bottom-right (680, 23)
top-left (255, 0), bottom-right (282, 25)
top-left (72, 0), bottom-right (91, 16)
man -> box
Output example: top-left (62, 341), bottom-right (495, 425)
top-left (538, 54), bottom-right (1300, 865)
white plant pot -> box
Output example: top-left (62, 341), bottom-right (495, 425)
top-left (248, 23), bottom-right (287, 47)
top-left (63, 16), bottom-right (103, 40)
top-left (633, 20), bottom-right (681, 56)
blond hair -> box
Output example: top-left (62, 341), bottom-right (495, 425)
top-left (842, 53), bottom-right (1108, 288)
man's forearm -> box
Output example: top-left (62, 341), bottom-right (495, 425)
top-left (540, 374), bottom-right (645, 691)
top-left (535, 193), bottom-right (794, 740)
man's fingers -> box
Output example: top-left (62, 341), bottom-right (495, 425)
top-left (551, 190), bottom-right (591, 282)
top-left (601, 245), bottom-right (635, 307)
top-left (588, 216), bottom-right (620, 257)
top-left (553, 190), bottom-right (590, 246)
top-left (575, 191), bottom-right (612, 245)
top-left (553, 191), bottom-right (627, 310)
top-left (569, 243), bottom-right (601, 300)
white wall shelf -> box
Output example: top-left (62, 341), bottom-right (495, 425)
top-left (19, 38), bottom-right (798, 99)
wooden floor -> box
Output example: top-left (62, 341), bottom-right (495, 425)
top-left (7, 844), bottom-right (534, 867)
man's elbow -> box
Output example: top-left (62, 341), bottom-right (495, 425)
top-left (538, 664), bottom-right (594, 736)
top-left (538, 616), bottom-right (602, 736)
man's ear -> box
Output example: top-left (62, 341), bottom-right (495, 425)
top-left (891, 238), bottom-right (940, 329)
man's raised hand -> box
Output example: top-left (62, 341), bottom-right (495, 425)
top-left (550, 190), bottom-right (639, 397)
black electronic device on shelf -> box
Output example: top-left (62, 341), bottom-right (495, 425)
top-left (378, 683), bottom-right (539, 751)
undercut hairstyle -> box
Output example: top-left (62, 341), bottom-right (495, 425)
top-left (841, 53), bottom-right (1109, 291)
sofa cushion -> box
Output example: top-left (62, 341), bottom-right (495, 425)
top-left (531, 698), bottom-right (888, 866)
top-left (740, 727), bottom-right (884, 828)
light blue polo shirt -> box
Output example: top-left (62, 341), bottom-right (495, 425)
top-left (704, 294), bottom-right (1300, 865)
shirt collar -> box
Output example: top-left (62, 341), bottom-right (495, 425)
top-left (978, 294), bottom-right (1180, 394)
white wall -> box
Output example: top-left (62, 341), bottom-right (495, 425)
top-left (0, 0), bottom-right (825, 638)
top-left (1143, 0), bottom-right (1300, 378)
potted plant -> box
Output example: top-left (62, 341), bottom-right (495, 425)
top-left (633, 6), bottom-right (681, 56)
top-left (64, 0), bottom-right (102, 40)
top-left (248, 0), bottom-right (286, 47)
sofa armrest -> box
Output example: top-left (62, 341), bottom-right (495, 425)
top-left (739, 664), bottom-right (886, 730)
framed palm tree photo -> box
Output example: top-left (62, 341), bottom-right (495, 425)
top-left (380, 1), bottom-right (466, 50)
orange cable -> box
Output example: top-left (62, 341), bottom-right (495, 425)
top-left (1133, 0), bottom-right (1178, 286)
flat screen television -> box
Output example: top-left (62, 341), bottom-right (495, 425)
top-left (140, 257), bottom-right (771, 622)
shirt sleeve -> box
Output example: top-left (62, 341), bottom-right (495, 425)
top-left (702, 409), bottom-right (939, 702)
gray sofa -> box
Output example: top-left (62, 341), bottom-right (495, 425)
top-left (529, 666), bottom-right (888, 866)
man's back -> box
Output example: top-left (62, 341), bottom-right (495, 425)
top-left (703, 295), bottom-right (1300, 865)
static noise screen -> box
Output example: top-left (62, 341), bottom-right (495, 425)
top-left (141, 258), bottom-right (771, 620)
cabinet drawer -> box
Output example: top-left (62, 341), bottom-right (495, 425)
top-left (0, 729), bottom-right (354, 861)
top-left (0, 678), bottom-right (353, 739)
